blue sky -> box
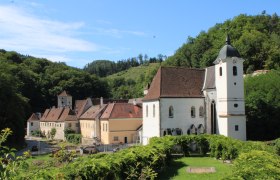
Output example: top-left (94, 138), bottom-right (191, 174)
top-left (0, 0), bottom-right (280, 68)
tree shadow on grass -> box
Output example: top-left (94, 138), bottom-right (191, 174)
top-left (157, 159), bottom-right (188, 180)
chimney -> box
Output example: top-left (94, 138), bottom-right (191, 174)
top-left (100, 97), bottom-right (104, 107)
top-left (35, 112), bottom-right (41, 119)
top-left (144, 83), bottom-right (150, 95)
top-left (133, 99), bottom-right (137, 106)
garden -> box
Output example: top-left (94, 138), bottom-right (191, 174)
top-left (1, 128), bottom-right (280, 179)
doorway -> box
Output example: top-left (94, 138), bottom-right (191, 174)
top-left (211, 101), bottom-right (217, 134)
top-left (124, 137), bottom-right (128, 143)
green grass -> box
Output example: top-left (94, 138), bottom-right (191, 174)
top-left (158, 157), bottom-right (232, 180)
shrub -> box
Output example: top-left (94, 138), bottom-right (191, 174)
top-left (231, 150), bottom-right (280, 179)
top-left (274, 138), bottom-right (280, 155)
top-left (31, 130), bottom-right (43, 137)
top-left (65, 134), bottom-right (81, 144)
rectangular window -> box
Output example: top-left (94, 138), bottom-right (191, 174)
top-left (233, 66), bottom-right (237, 76)
top-left (235, 125), bottom-right (239, 131)
top-left (31, 122), bottom-right (33, 126)
top-left (68, 123), bottom-right (72, 128)
top-left (191, 106), bottom-right (196, 118)
top-left (76, 123), bottom-right (79, 127)
top-left (146, 105), bottom-right (148, 117)
top-left (113, 136), bottom-right (119, 141)
top-left (105, 123), bottom-right (108, 132)
top-left (103, 123), bottom-right (105, 131)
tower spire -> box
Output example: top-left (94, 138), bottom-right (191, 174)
top-left (226, 33), bottom-right (231, 45)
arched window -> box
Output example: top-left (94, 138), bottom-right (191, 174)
top-left (146, 105), bottom-right (148, 117)
top-left (191, 106), bottom-right (196, 118)
top-left (153, 104), bottom-right (155, 117)
top-left (169, 106), bottom-right (174, 118)
top-left (233, 66), bottom-right (237, 76)
top-left (199, 106), bottom-right (204, 117)
top-left (219, 67), bottom-right (222, 76)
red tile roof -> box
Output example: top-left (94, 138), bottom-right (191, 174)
top-left (100, 103), bottom-right (142, 119)
top-left (40, 109), bottom-right (50, 121)
top-left (40, 107), bottom-right (77, 122)
top-left (27, 113), bottom-right (40, 122)
top-left (75, 98), bottom-right (92, 118)
top-left (143, 67), bottom-right (205, 100)
top-left (80, 105), bottom-right (107, 119)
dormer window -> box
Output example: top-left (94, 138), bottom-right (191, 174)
top-left (169, 106), bottom-right (174, 118)
top-left (233, 66), bottom-right (237, 76)
top-left (219, 67), bottom-right (222, 76)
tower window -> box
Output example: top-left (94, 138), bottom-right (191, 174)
top-left (234, 82), bottom-right (236, 85)
top-left (191, 106), bottom-right (196, 118)
top-left (233, 66), bottom-right (237, 76)
top-left (146, 105), bottom-right (148, 117)
top-left (199, 106), bottom-right (204, 117)
top-left (235, 125), bottom-right (239, 131)
top-left (219, 67), bottom-right (222, 76)
top-left (169, 106), bottom-right (174, 118)
top-left (234, 104), bottom-right (238, 108)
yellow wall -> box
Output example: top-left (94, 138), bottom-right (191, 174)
top-left (100, 118), bottom-right (142, 144)
top-left (80, 120), bottom-right (96, 138)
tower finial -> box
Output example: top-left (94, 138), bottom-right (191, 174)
top-left (226, 34), bottom-right (231, 45)
top-left (225, 28), bottom-right (231, 45)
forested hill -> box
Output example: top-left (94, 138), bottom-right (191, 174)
top-left (0, 50), bottom-right (109, 144)
top-left (83, 54), bottom-right (166, 77)
top-left (164, 12), bottom-right (280, 73)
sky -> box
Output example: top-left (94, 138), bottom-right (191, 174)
top-left (0, 0), bottom-right (280, 68)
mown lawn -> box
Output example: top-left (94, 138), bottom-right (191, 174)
top-left (158, 157), bottom-right (232, 180)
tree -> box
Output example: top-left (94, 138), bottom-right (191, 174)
top-left (50, 128), bottom-right (56, 140)
top-left (245, 69), bottom-right (280, 140)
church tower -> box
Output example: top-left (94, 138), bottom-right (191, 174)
top-left (214, 35), bottom-right (246, 140)
top-left (57, 90), bottom-right (72, 108)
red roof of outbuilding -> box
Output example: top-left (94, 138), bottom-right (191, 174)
top-left (100, 103), bottom-right (142, 119)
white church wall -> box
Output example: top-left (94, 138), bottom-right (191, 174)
top-left (203, 89), bottom-right (217, 134)
top-left (160, 98), bottom-right (205, 135)
top-left (142, 100), bottom-right (160, 145)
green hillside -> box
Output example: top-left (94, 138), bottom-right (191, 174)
top-left (105, 63), bottom-right (160, 99)
top-left (163, 13), bottom-right (280, 73)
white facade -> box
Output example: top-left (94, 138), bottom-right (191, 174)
top-left (142, 100), bottom-right (160, 145)
top-left (143, 98), bottom-right (205, 145)
top-left (215, 57), bottom-right (246, 140)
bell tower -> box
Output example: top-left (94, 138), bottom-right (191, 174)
top-left (57, 90), bottom-right (72, 109)
top-left (214, 35), bottom-right (246, 140)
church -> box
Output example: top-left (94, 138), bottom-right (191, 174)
top-left (142, 35), bottom-right (246, 145)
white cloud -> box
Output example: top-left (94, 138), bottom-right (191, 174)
top-left (92, 27), bottom-right (147, 38)
top-left (0, 5), bottom-right (98, 54)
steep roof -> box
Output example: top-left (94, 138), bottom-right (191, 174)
top-left (58, 90), bottom-right (72, 97)
top-left (80, 105), bottom-right (107, 119)
top-left (27, 113), bottom-right (40, 122)
top-left (40, 107), bottom-right (77, 122)
top-left (100, 103), bottom-right (142, 119)
top-left (75, 98), bottom-right (92, 118)
top-left (143, 67), bottom-right (205, 100)
top-left (203, 66), bottom-right (216, 90)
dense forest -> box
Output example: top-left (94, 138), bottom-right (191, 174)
top-left (0, 50), bottom-right (109, 144)
top-left (1, 12), bottom-right (280, 143)
top-left (164, 12), bottom-right (280, 72)
top-left (83, 54), bottom-right (166, 77)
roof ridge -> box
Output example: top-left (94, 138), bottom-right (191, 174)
top-left (109, 103), bottom-right (115, 119)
